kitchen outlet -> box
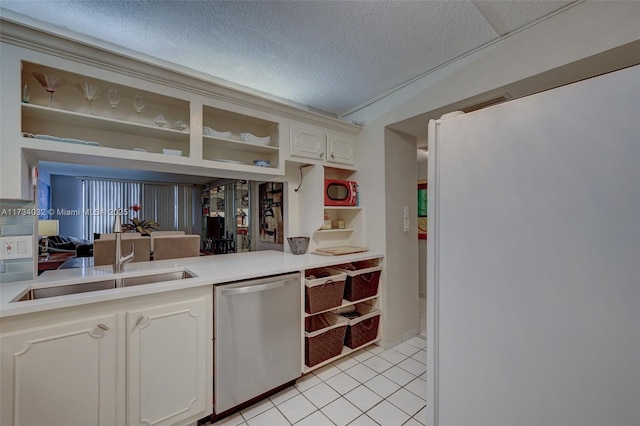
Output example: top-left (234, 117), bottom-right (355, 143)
top-left (404, 218), bottom-right (410, 232)
top-left (4, 240), bottom-right (14, 255)
top-left (403, 205), bottom-right (409, 219)
top-left (1, 236), bottom-right (33, 260)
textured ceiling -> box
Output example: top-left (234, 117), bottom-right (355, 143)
top-left (0, 1), bottom-right (576, 116)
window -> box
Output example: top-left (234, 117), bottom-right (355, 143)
top-left (82, 179), bottom-right (194, 240)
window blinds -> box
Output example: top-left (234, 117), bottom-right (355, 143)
top-left (82, 179), bottom-right (193, 240)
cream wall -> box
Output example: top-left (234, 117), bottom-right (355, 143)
top-left (351, 0), bottom-right (640, 345)
top-left (383, 128), bottom-right (420, 343)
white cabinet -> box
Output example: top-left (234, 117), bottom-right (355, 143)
top-left (290, 122), bottom-right (326, 160)
top-left (290, 123), bottom-right (356, 166)
top-left (127, 297), bottom-right (209, 426)
top-left (326, 131), bottom-right (356, 166)
top-left (0, 314), bottom-right (118, 426)
top-left (0, 287), bottom-right (213, 426)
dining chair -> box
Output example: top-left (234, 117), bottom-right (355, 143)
top-left (93, 237), bottom-right (151, 266)
top-left (152, 235), bottom-right (200, 260)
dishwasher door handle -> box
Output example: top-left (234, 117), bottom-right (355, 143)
top-left (220, 280), bottom-right (288, 296)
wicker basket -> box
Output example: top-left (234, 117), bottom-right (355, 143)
top-left (331, 262), bottom-right (381, 302)
top-left (305, 268), bottom-right (347, 314)
top-left (305, 313), bottom-right (348, 367)
top-left (340, 304), bottom-right (380, 349)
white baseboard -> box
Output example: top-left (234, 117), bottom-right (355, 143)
top-left (380, 327), bottom-right (420, 349)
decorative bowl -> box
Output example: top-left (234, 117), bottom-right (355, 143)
top-left (287, 237), bottom-right (310, 255)
top-left (253, 159), bottom-right (270, 167)
top-left (162, 149), bottom-right (182, 156)
top-left (241, 133), bottom-right (271, 145)
top-left (174, 120), bottom-right (188, 131)
top-left (203, 127), bottom-right (231, 139)
top-left (154, 114), bottom-right (168, 127)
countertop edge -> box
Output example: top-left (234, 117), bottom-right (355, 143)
top-left (0, 250), bottom-right (384, 318)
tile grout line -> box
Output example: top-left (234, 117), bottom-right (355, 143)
top-left (212, 344), bottom-right (427, 426)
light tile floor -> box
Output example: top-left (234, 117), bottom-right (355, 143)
top-left (210, 336), bottom-right (427, 426)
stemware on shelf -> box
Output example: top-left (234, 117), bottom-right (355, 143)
top-left (107, 88), bottom-right (121, 115)
top-left (32, 71), bottom-right (65, 108)
top-left (132, 95), bottom-right (145, 122)
top-left (78, 83), bottom-right (100, 115)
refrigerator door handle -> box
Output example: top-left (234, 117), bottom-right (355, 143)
top-left (219, 280), bottom-right (287, 296)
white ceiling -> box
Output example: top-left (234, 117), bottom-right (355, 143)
top-left (0, 0), bottom-right (577, 117)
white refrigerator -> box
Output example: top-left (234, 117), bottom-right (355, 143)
top-left (426, 65), bottom-right (639, 425)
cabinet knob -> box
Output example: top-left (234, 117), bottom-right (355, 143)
top-left (97, 323), bottom-right (109, 331)
top-left (135, 315), bottom-right (145, 326)
top-left (330, 153), bottom-right (335, 158)
top-left (319, 152), bottom-right (324, 158)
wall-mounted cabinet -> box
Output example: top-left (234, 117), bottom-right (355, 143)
top-left (290, 122), bottom-right (356, 167)
top-left (326, 131), bottom-right (356, 166)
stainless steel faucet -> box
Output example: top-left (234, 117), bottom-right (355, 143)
top-left (112, 212), bottom-right (134, 276)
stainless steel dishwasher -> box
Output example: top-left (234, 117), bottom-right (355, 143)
top-left (214, 272), bottom-right (301, 414)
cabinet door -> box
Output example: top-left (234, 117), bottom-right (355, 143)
top-left (127, 296), bottom-right (209, 426)
top-left (326, 131), bottom-right (356, 165)
top-left (0, 314), bottom-right (117, 426)
top-left (290, 123), bottom-right (325, 160)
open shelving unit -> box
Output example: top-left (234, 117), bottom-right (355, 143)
top-left (19, 60), bottom-right (287, 175)
top-left (202, 105), bottom-right (280, 169)
top-left (21, 61), bottom-right (192, 157)
top-left (302, 258), bottom-right (382, 374)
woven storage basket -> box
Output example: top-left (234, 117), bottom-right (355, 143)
top-left (340, 304), bottom-right (380, 349)
top-left (304, 268), bottom-right (347, 314)
top-left (305, 313), bottom-right (348, 367)
top-left (331, 261), bottom-right (381, 302)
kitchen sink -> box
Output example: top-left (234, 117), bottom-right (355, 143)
top-left (121, 270), bottom-right (194, 287)
top-left (16, 279), bottom-right (118, 301)
top-left (14, 270), bottom-right (194, 302)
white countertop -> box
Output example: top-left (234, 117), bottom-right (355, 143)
top-left (0, 250), bottom-right (383, 318)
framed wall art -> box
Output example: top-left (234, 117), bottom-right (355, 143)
top-left (418, 179), bottom-right (427, 239)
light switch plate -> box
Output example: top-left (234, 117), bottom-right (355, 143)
top-left (404, 218), bottom-right (410, 232)
top-left (403, 205), bottom-right (410, 218)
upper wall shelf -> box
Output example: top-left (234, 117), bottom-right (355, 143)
top-left (202, 135), bottom-right (279, 155)
top-left (22, 104), bottom-right (189, 143)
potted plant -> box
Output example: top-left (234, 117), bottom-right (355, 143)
top-left (122, 204), bottom-right (160, 235)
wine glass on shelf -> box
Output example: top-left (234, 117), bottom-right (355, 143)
top-left (78, 83), bottom-right (100, 115)
top-left (132, 95), bottom-right (145, 122)
top-left (107, 89), bottom-right (121, 116)
top-left (32, 71), bottom-right (65, 108)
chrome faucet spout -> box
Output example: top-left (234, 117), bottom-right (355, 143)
top-left (113, 211), bottom-right (134, 277)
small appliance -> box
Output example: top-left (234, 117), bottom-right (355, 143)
top-left (324, 179), bottom-right (358, 206)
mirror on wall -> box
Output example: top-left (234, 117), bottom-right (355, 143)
top-left (202, 180), bottom-right (251, 254)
